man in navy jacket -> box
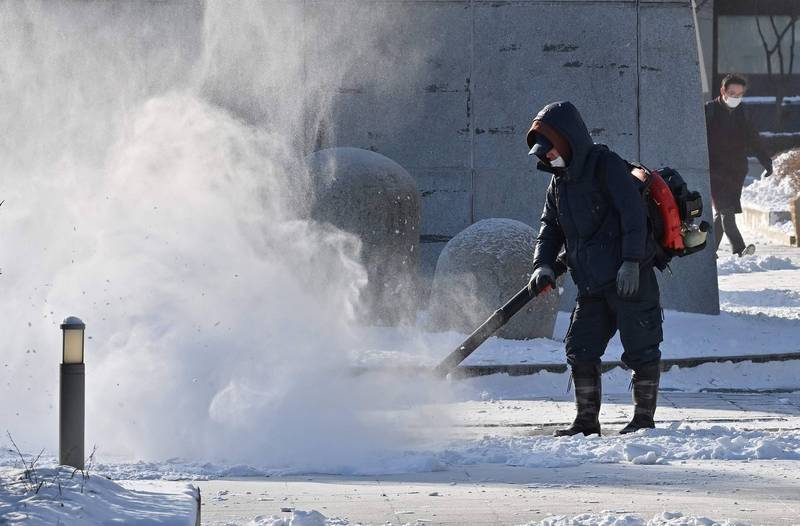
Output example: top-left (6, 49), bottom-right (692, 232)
top-left (527, 101), bottom-right (662, 436)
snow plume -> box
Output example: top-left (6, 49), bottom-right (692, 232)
top-left (0, 2), bottom-right (450, 471)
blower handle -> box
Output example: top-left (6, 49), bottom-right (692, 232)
top-left (432, 273), bottom-right (560, 379)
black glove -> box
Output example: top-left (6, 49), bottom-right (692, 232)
top-left (616, 261), bottom-right (640, 297)
top-left (763, 163), bottom-right (773, 177)
top-left (528, 265), bottom-right (555, 294)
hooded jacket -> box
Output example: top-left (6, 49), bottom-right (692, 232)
top-left (530, 101), bottom-right (652, 295)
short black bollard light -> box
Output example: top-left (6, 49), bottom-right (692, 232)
top-left (60, 316), bottom-right (85, 470)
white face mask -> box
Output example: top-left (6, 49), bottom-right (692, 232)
top-left (550, 156), bottom-right (566, 168)
top-left (724, 95), bottom-right (742, 108)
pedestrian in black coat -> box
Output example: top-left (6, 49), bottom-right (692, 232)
top-left (705, 74), bottom-right (773, 256)
top-left (526, 101), bottom-right (662, 437)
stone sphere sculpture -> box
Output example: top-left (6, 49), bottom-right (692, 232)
top-left (307, 147), bottom-right (420, 325)
top-left (427, 218), bottom-right (560, 340)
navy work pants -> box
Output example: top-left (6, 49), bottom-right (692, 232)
top-left (564, 266), bottom-right (663, 371)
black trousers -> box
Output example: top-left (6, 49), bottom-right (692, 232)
top-left (713, 209), bottom-right (745, 254)
top-left (564, 267), bottom-right (663, 370)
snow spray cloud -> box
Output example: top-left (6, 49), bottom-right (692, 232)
top-left (0, 1), bottom-right (451, 472)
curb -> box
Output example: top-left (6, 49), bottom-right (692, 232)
top-left (353, 352), bottom-right (800, 378)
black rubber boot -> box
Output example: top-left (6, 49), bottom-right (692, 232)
top-left (620, 364), bottom-right (661, 434)
top-left (554, 363), bottom-right (602, 437)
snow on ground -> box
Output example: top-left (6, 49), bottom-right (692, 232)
top-left (461, 360), bottom-right (800, 398)
top-left (352, 246), bottom-right (800, 375)
top-left (521, 513), bottom-right (748, 526)
top-left (435, 425), bottom-right (800, 468)
top-left (5, 419), bottom-right (795, 481)
top-left (353, 306), bottom-right (799, 370)
top-left (353, 299), bottom-right (800, 380)
top-left (716, 254), bottom-right (797, 275)
top-left (243, 509), bottom-right (747, 526)
top-left (0, 465), bottom-right (197, 525)
top-left (2, 244), bottom-right (797, 524)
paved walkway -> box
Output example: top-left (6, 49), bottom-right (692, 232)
top-left (150, 392), bottom-right (800, 525)
top-left (191, 460), bottom-right (800, 526)
top-left (437, 392), bottom-right (800, 438)
top-left (146, 241), bottom-right (800, 525)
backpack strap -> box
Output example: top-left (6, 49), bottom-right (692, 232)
top-left (594, 153), bottom-right (669, 270)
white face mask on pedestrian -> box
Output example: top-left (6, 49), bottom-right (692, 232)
top-left (723, 95), bottom-right (742, 109)
top-left (549, 156), bottom-right (566, 168)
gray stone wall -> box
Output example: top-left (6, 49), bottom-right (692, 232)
top-left (311, 0), bottom-right (720, 315)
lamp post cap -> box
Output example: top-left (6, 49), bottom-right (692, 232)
top-left (61, 316), bottom-right (85, 330)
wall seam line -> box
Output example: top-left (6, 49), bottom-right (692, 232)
top-left (635, 0), bottom-right (642, 161)
top-left (469, 0), bottom-right (476, 225)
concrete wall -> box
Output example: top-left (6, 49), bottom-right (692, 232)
top-left (310, 0), bottom-right (719, 314)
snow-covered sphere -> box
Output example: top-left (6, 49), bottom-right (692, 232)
top-left (427, 218), bottom-right (560, 340)
top-left (307, 147), bottom-right (420, 325)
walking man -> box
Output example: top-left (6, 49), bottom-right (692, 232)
top-left (526, 101), bottom-right (663, 436)
top-left (705, 74), bottom-right (773, 256)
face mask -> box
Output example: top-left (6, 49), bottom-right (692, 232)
top-left (724, 95), bottom-right (742, 108)
top-left (550, 156), bottom-right (566, 168)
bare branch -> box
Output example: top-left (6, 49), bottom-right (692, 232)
top-left (6, 431), bottom-right (39, 492)
top-left (756, 17), bottom-right (775, 76)
top-left (770, 16), bottom-right (786, 75)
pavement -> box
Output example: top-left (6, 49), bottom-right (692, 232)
top-left (124, 392), bottom-right (800, 526)
top-left (134, 238), bottom-right (800, 526)
top-left (190, 460), bottom-right (800, 526)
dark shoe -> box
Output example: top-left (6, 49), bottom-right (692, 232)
top-left (735, 244), bottom-right (755, 257)
top-left (620, 364), bottom-right (660, 434)
top-left (555, 363), bottom-right (602, 437)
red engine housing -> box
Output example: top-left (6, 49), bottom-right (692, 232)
top-left (649, 170), bottom-right (685, 251)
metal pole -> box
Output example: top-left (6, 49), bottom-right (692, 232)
top-left (59, 363), bottom-right (85, 470)
top-left (60, 317), bottom-right (85, 470)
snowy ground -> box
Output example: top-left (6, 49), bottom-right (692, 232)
top-left (351, 240), bottom-right (800, 396)
top-left (0, 465), bottom-right (198, 525)
top-left (2, 237), bottom-right (798, 525)
top-left (174, 239), bottom-right (800, 525)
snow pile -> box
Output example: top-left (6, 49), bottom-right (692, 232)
top-left (247, 510), bottom-right (351, 526)
top-left (0, 466), bottom-right (197, 525)
top-left (770, 148), bottom-right (800, 188)
top-left (440, 426), bottom-right (800, 468)
top-left (716, 254), bottom-right (798, 275)
top-left (524, 512), bottom-right (748, 526)
top-left (772, 220), bottom-right (797, 235)
top-left (741, 149), bottom-right (800, 210)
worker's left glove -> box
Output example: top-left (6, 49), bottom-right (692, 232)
top-left (616, 261), bottom-right (640, 298)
